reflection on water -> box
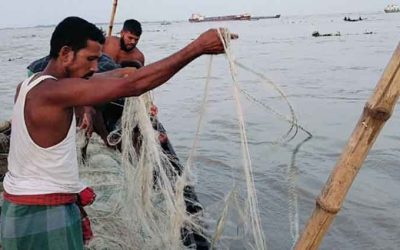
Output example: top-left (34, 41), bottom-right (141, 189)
top-left (1, 12), bottom-right (400, 249)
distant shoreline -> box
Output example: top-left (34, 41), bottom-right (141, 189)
top-left (0, 20), bottom-right (187, 30)
top-left (0, 10), bottom-right (386, 30)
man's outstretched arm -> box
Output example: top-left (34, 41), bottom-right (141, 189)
top-left (43, 29), bottom-right (235, 108)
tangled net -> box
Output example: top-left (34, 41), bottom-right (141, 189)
top-left (76, 28), bottom-right (312, 249)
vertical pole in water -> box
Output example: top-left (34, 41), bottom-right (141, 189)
top-left (108, 0), bottom-right (119, 37)
top-left (294, 43), bottom-right (400, 250)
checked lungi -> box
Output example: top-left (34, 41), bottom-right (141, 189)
top-left (1, 193), bottom-right (84, 250)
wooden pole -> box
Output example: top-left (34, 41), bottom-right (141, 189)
top-left (294, 42), bottom-right (400, 250)
top-left (107, 0), bottom-right (119, 37)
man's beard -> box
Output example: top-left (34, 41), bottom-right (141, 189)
top-left (120, 37), bottom-right (135, 52)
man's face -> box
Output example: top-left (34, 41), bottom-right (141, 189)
top-left (120, 30), bottom-right (140, 52)
top-left (66, 40), bottom-right (102, 78)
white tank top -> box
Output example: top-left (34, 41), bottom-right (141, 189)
top-left (4, 74), bottom-right (85, 195)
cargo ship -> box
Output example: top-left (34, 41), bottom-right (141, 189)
top-left (189, 13), bottom-right (251, 23)
top-left (251, 14), bottom-right (281, 20)
top-left (384, 4), bottom-right (400, 13)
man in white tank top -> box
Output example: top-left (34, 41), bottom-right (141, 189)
top-left (1, 16), bottom-right (236, 249)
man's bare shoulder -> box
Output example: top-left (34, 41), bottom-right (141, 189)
top-left (120, 48), bottom-right (145, 65)
top-left (30, 77), bottom-right (61, 94)
top-left (135, 48), bottom-right (144, 57)
top-left (28, 77), bottom-right (86, 100)
top-left (14, 81), bottom-right (23, 103)
top-left (103, 36), bottom-right (120, 60)
top-left (105, 36), bottom-right (119, 44)
top-left (134, 48), bottom-right (145, 64)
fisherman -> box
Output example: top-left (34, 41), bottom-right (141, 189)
top-left (27, 19), bottom-right (156, 149)
top-left (103, 19), bottom-right (145, 66)
top-left (26, 38), bottom-right (210, 250)
top-left (95, 19), bottom-right (147, 146)
top-left (1, 16), bottom-right (234, 249)
top-left (27, 19), bottom-right (149, 148)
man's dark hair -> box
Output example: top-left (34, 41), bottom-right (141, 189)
top-left (122, 19), bottom-right (142, 36)
top-left (49, 16), bottom-right (105, 59)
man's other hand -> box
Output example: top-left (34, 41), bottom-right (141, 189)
top-left (78, 106), bottom-right (96, 138)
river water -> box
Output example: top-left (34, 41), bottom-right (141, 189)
top-left (1, 12), bottom-right (400, 249)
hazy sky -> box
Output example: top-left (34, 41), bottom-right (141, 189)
top-left (0, 0), bottom-right (392, 28)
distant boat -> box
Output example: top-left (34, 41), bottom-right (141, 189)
top-left (251, 14), bottom-right (281, 20)
top-left (312, 31), bottom-right (341, 37)
top-left (189, 13), bottom-right (251, 23)
top-left (160, 21), bottom-right (171, 25)
top-left (343, 16), bottom-right (365, 22)
top-left (384, 4), bottom-right (400, 13)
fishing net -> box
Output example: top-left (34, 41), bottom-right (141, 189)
top-left (78, 94), bottom-right (207, 249)
top-left (73, 28), bottom-right (312, 249)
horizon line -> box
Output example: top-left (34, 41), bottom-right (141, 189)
top-left (0, 9), bottom-right (385, 30)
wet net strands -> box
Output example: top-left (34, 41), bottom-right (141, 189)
top-left (77, 28), bottom-right (312, 250)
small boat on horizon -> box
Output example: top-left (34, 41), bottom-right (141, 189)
top-left (160, 21), bottom-right (171, 25)
top-left (384, 4), bottom-right (400, 13)
top-left (343, 16), bottom-right (365, 22)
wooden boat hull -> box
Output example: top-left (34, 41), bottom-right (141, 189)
top-left (0, 121), bottom-right (10, 181)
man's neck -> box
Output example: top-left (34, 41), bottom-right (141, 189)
top-left (41, 59), bottom-right (68, 79)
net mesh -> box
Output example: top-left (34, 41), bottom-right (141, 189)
top-left (79, 95), bottom-right (206, 249)
top-left (34, 29), bottom-right (311, 250)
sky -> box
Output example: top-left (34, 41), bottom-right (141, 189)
top-left (0, 0), bottom-right (393, 28)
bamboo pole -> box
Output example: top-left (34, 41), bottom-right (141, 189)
top-left (294, 42), bottom-right (400, 250)
top-left (107, 0), bottom-right (119, 37)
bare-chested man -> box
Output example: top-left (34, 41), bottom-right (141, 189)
top-left (103, 19), bottom-right (145, 66)
top-left (1, 16), bottom-right (234, 249)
